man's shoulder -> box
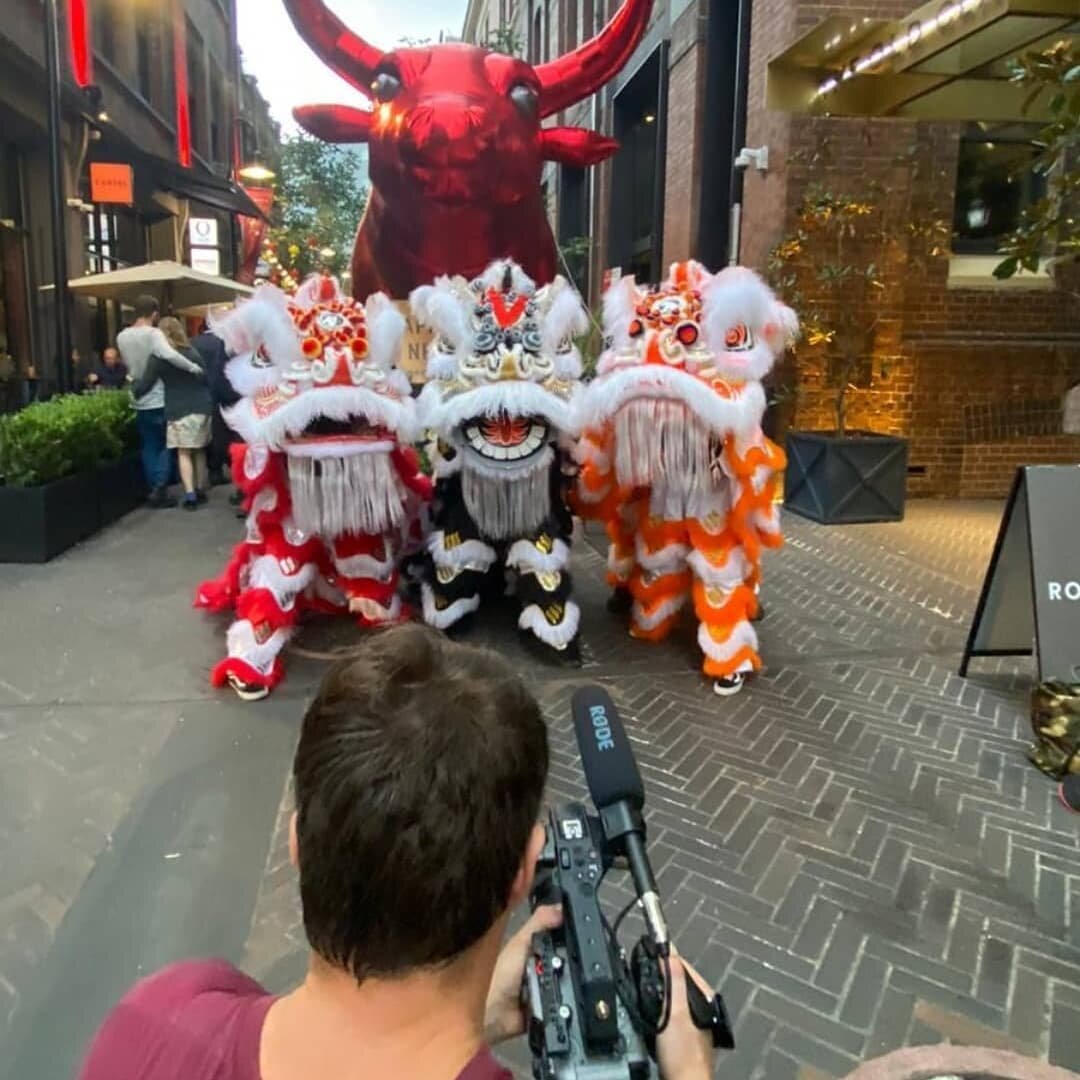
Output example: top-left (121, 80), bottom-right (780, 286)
top-left (79, 960), bottom-right (270, 1080)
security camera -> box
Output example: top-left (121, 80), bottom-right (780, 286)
top-left (734, 146), bottom-right (769, 173)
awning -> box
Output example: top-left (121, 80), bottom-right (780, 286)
top-left (767, 0), bottom-right (1078, 121)
top-left (89, 123), bottom-right (270, 221)
top-left (45, 260), bottom-right (253, 314)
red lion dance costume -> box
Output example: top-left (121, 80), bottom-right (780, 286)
top-left (195, 276), bottom-right (430, 701)
top-left (410, 260), bottom-right (587, 658)
top-left (577, 262), bottom-right (797, 696)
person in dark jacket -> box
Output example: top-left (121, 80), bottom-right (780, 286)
top-left (132, 318), bottom-right (212, 511)
top-left (192, 328), bottom-right (238, 487)
top-left (89, 347), bottom-right (129, 390)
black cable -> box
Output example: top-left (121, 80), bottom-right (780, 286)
top-left (611, 895), bottom-right (637, 939)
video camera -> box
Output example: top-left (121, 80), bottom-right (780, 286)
top-left (524, 687), bottom-right (734, 1079)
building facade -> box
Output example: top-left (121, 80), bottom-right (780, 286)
top-left (461, 0), bottom-right (1080, 498)
top-left (0, 0), bottom-right (277, 405)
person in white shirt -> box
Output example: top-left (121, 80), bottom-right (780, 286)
top-left (116, 295), bottom-right (204, 508)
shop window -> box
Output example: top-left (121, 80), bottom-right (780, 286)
top-left (210, 72), bottom-right (225, 166)
top-left (187, 21), bottom-right (208, 159)
top-left (564, 0), bottom-right (578, 52)
top-left (85, 206), bottom-right (119, 274)
top-left (952, 123), bottom-right (1045, 255)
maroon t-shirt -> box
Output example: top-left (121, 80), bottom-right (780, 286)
top-left (79, 959), bottom-right (512, 1080)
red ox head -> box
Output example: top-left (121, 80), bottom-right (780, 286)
top-left (282, 0), bottom-right (653, 300)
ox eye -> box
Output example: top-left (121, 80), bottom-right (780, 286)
top-left (725, 324), bottom-right (755, 352)
top-left (509, 83), bottom-right (538, 118)
top-left (372, 72), bottom-right (401, 102)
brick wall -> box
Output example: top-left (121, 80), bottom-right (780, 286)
top-left (742, 0), bottom-right (1080, 499)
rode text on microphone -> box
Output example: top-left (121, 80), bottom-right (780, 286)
top-left (525, 686), bottom-right (734, 1078)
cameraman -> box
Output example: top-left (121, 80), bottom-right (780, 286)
top-left (79, 625), bottom-right (716, 1080)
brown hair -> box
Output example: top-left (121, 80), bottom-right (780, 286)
top-left (158, 317), bottom-right (189, 350)
top-left (293, 623), bottom-right (548, 982)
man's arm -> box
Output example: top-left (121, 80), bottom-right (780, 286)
top-left (147, 328), bottom-right (202, 376)
top-left (131, 355), bottom-right (162, 400)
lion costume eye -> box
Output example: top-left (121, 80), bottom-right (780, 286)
top-left (725, 324), bottom-right (755, 352)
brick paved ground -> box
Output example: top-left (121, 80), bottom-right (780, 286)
top-left (1, 498), bottom-right (1077, 1079)
top-left (246, 501), bottom-right (1080, 1078)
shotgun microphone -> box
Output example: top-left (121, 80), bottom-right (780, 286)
top-left (571, 686), bottom-right (669, 953)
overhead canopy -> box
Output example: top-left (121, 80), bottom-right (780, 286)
top-left (57, 261), bottom-right (253, 314)
top-left (89, 122), bottom-right (270, 222)
top-left (767, 0), bottom-right (1078, 121)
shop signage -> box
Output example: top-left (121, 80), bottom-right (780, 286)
top-left (394, 301), bottom-right (432, 384)
top-left (960, 465), bottom-right (1080, 682)
top-left (190, 247), bottom-right (221, 277)
top-left (89, 163), bottom-right (134, 205)
top-left (189, 218), bottom-right (219, 248)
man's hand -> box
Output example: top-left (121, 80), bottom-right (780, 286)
top-left (484, 905), bottom-right (562, 1046)
top-left (656, 949), bottom-right (716, 1080)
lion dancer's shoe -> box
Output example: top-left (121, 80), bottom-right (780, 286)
top-left (508, 522), bottom-right (581, 662)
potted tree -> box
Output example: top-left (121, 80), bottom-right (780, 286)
top-left (0, 390), bottom-right (140, 562)
top-left (769, 186), bottom-right (945, 525)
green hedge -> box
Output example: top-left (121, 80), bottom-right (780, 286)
top-left (0, 391), bottom-right (137, 488)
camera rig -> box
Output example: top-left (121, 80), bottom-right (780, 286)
top-left (524, 689), bottom-right (734, 1079)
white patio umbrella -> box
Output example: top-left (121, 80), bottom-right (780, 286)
top-left (50, 261), bottom-right (253, 314)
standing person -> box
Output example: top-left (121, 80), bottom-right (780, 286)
top-left (132, 317), bottom-right (212, 512)
top-left (89, 347), bottom-right (128, 390)
top-left (191, 324), bottom-right (238, 488)
top-left (70, 347), bottom-right (91, 391)
top-left (117, 295), bottom-right (205, 508)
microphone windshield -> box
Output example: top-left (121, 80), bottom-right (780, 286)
top-left (571, 686), bottom-right (645, 811)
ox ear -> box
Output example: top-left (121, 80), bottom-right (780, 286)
top-left (363, 292), bottom-right (407, 369)
top-left (602, 274), bottom-right (642, 350)
top-left (293, 104), bottom-right (372, 143)
top-left (540, 128), bottom-right (619, 167)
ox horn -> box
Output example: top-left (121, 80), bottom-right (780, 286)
top-left (282, 0), bottom-right (385, 98)
top-left (535, 0), bottom-right (654, 118)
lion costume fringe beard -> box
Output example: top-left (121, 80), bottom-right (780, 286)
top-left (576, 261), bottom-right (796, 694)
top-left (410, 259), bottom-right (588, 655)
top-left (193, 275), bottom-right (431, 700)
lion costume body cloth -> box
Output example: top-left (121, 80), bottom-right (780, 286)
top-left (576, 261), bottom-right (796, 685)
top-left (410, 260), bottom-right (588, 654)
top-left (195, 276), bottom-right (430, 698)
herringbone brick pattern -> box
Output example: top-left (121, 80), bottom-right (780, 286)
top-left (243, 502), bottom-right (1080, 1078)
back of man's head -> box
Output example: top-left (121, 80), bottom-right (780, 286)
top-left (294, 624), bottom-right (548, 983)
top-left (133, 294), bottom-right (160, 323)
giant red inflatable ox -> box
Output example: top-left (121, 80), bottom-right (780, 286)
top-left (282, 0), bottom-right (654, 299)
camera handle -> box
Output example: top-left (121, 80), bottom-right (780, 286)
top-left (630, 938), bottom-right (735, 1053)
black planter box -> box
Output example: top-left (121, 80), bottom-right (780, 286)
top-left (97, 453), bottom-right (145, 527)
top-left (0, 471), bottom-right (101, 563)
top-left (784, 431), bottom-right (909, 525)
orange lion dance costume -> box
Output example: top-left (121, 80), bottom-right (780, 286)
top-left (576, 261), bottom-right (797, 696)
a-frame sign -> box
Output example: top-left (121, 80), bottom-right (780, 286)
top-left (960, 465), bottom-right (1080, 682)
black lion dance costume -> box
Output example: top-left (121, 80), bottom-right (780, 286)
top-left (410, 260), bottom-right (587, 657)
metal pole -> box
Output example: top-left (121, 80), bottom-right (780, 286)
top-left (44, 0), bottom-right (73, 393)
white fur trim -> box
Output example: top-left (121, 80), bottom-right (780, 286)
top-left (579, 367), bottom-right (765, 439)
top-left (309, 574), bottom-right (347, 608)
top-left (477, 260), bottom-right (536, 295)
top-left (632, 594), bottom-right (687, 631)
top-left (427, 533), bottom-right (498, 571)
top-left (332, 551), bottom-right (396, 581)
top-left (364, 292), bottom-right (407, 371)
top-left (426, 353), bottom-right (459, 380)
top-left (538, 278), bottom-right (589, 354)
top-left (212, 285), bottom-right (297, 366)
top-left (247, 553), bottom-right (319, 601)
top-left (226, 620), bottom-right (293, 674)
top-left (519, 600), bottom-right (580, 646)
top-left (225, 354), bottom-right (284, 397)
top-left (697, 620), bottom-right (758, 664)
top-left (224, 384), bottom-right (420, 449)
top-left (602, 275), bottom-right (641, 352)
top-left (686, 547), bottom-right (750, 590)
top-left (506, 538), bottom-right (570, 573)
top-left (421, 584), bottom-right (481, 629)
top-left (410, 279), bottom-right (471, 352)
top-left (422, 379), bottom-right (580, 439)
top-left (283, 438), bottom-right (396, 460)
top-left (636, 536), bottom-right (690, 574)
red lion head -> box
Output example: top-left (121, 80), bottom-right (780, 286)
top-left (281, 0), bottom-right (653, 299)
